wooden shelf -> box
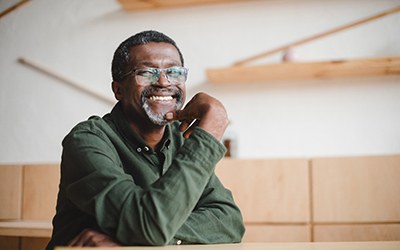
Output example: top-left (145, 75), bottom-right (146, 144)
top-left (206, 56), bottom-right (400, 84)
top-left (203, 6), bottom-right (400, 84)
top-left (118, 0), bottom-right (249, 11)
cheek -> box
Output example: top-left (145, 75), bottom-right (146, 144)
top-left (128, 85), bottom-right (144, 101)
top-left (181, 86), bottom-right (186, 103)
top-left (119, 85), bottom-right (143, 109)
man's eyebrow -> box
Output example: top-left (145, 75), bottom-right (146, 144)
top-left (136, 61), bottom-right (182, 68)
top-left (137, 61), bottom-right (153, 65)
top-left (133, 61), bottom-right (152, 67)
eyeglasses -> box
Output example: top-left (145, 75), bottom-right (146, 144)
top-left (122, 66), bottom-right (188, 86)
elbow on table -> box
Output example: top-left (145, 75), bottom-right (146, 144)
top-left (228, 218), bottom-right (246, 243)
top-left (143, 234), bottom-right (171, 246)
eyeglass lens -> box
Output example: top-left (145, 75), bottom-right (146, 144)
top-left (135, 67), bottom-right (188, 86)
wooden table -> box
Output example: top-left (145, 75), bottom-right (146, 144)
top-left (55, 241), bottom-right (400, 250)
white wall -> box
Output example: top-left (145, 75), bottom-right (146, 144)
top-left (0, 0), bottom-right (399, 163)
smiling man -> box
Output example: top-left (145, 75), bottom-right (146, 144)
top-left (46, 30), bottom-right (245, 249)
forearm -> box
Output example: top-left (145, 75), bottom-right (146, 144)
top-left (171, 175), bottom-right (245, 244)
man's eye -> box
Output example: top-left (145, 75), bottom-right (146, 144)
top-left (167, 68), bottom-right (183, 76)
top-left (138, 70), bottom-right (156, 77)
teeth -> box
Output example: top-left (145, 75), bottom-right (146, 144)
top-left (149, 96), bottom-right (173, 101)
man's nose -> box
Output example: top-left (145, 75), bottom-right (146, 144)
top-left (155, 72), bottom-right (171, 87)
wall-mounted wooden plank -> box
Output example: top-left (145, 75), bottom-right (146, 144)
top-left (215, 158), bottom-right (309, 223)
top-left (0, 0), bottom-right (30, 19)
top-left (18, 58), bottom-right (115, 106)
top-left (118, 0), bottom-right (249, 11)
top-left (207, 56), bottom-right (400, 84)
top-left (233, 6), bottom-right (400, 66)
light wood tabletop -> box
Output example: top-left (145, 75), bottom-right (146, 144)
top-left (55, 241), bottom-right (400, 250)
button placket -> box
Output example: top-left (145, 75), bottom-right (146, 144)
top-left (137, 146), bottom-right (151, 153)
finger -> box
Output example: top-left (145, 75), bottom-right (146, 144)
top-left (166, 102), bottom-right (200, 121)
top-left (83, 234), bottom-right (97, 247)
top-left (100, 239), bottom-right (122, 247)
top-left (86, 234), bottom-right (120, 247)
top-left (68, 228), bottom-right (98, 246)
top-left (166, 109), bottom-right (191, 121)
top-left (179, 119), bottom-right (195, 132)
top-left (183, 120), bottom-right (200, 139)
top-left (183, 129), bottom-right (192, 139)
top-left (68, 232), bottom-right (85, 246)
top-left (165, 111), bottom-right (176, 121)
top-left (67, 237), bottom-right (79, 246)
top-left (180, 119), bottom-right (197, 134)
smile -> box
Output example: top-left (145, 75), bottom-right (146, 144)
top-left (149, 95), bottom-right (174, 101)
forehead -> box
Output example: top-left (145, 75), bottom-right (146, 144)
top-left (129, 42), bottom-right (182, 67)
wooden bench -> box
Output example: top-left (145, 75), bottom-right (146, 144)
top-left (1, 155), bottom-right (400, 249)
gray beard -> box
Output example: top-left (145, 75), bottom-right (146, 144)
top-left (142, 99), bottom-right (184, 126)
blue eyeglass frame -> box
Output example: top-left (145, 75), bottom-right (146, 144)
top-left (121, 66), bottom-right (189, 86)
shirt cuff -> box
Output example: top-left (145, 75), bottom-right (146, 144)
top-left (183, 127), bottom-right (227, 164)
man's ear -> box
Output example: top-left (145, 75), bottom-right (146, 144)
top-left (112, 81), bottom-right (122, 100)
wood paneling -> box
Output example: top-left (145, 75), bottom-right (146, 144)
top-left (243, 225), bottom-right (310, 242)
top-left (22, 164), bottom-right (60, 220)
top-left (2, 155), bottom-right (400, 243)
top-left (314, 224), bottom-right (400, 241)
top-left (21, 237), bottom-right (50, 250)
top-left (216, 158), bottom-right (309, 223)
top-left (0, 236), bottom-right (19, 250)
top-left (312, 156), bottom-right (400, 223)
top-left (0, 165), bottom-right (22, 220)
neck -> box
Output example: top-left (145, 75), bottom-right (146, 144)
top-left (130, 121), bottom-right (166, 150)
top-left (118, 103), bottom-right (167, 150)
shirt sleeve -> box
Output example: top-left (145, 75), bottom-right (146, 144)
top-left (171, 173), bottom-right (245, 244)
top-left (61, 124), bottom-right (242, 246)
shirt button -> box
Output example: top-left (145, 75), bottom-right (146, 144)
top-left (176, 240), bottom-right (182, 245)
top-left (136, 148), bottom-right (142, 153)
top-left (144, 146), bottom-right (150, 152)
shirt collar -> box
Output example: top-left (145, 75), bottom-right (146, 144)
top-left (109, 102), bottom-right (174, 153)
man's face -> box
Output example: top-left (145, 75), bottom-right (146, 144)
top-left (113, 42), bottom-right (186, 127)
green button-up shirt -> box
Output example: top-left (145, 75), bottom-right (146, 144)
top-left (46, 103), bottom-right (245, 249)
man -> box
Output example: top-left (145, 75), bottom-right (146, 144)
top-left (46, 30), bottom-right (245, 249)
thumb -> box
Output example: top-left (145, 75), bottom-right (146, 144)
top-left (165, 110), bottom-right (179, 121)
